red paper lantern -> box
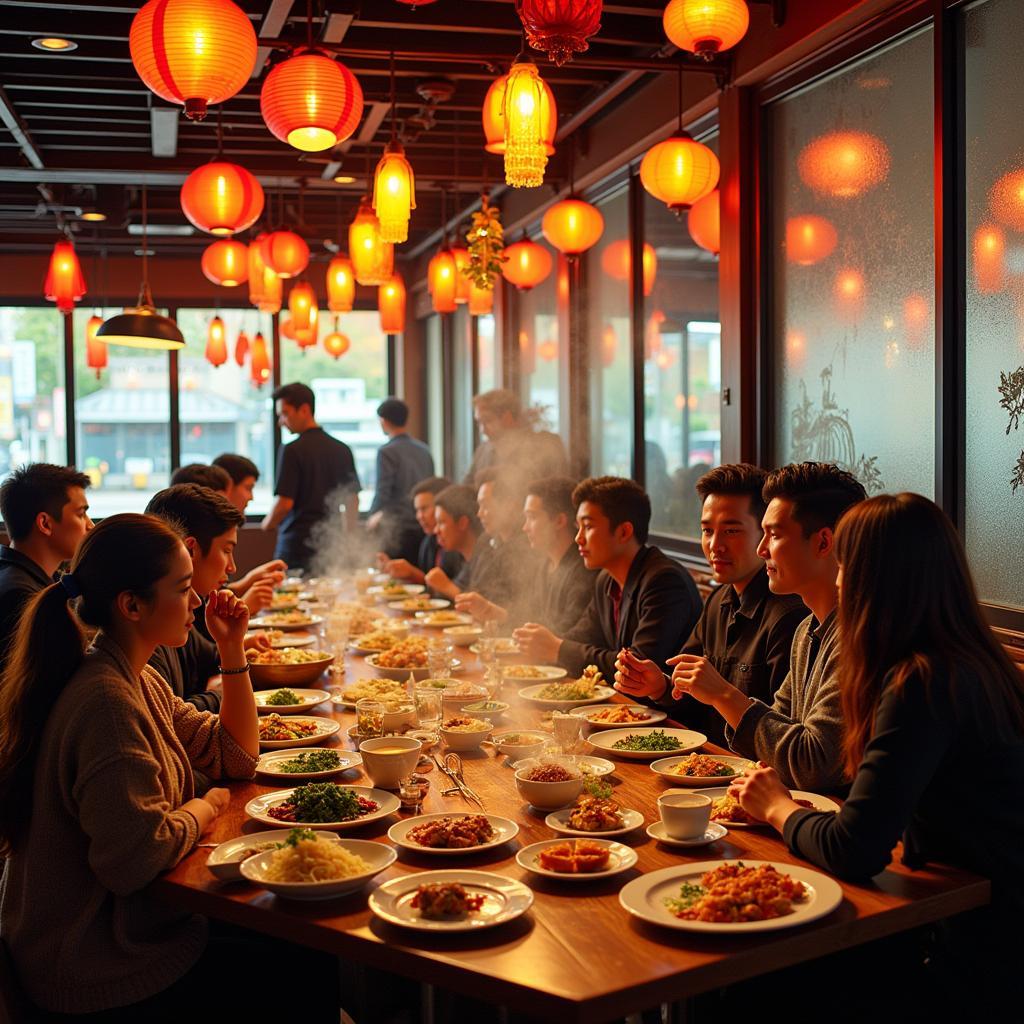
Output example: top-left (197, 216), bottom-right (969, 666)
top-left (323, 319), bottom-right (351, 359)
top-left (288, 279), bottom-right (316, 332)
top-left (295, 306), bottom-right (319, 350)
top-left (250, 331), bottom-right (271, 386)
top-left (640, 135), bottom-right (719, 212)
top-left (205, 316), bottom-right (228, 366)
top-left (180, 161), bottom-right (264, 236)
top-left (129, 0), bottom-right (256, 121)
top-left (542, 198), bottom-right (604, 257)
top-left (258, 266), bottom-right (282, 314)
top-left (687, 189), bottom-right (720, 256)
top-left (327, 256), bottom-right (355, 313)
top-left (519, 0), bottom-right (603, 66)
top-left (469, 282), bottom-right (494, 316)
top-left (234, 330), bottom-right (249, 366)
top-left (663, 0), bottom-right (749, 57)
top-left (261, 230), bottom-right (309, 279)
top-left (600, 240), bottom-right (658, 296)
top-left (85, 314), bottom-right (107, 378)
top-left (973, 223), bottom-right (1006, 294)
top-left (784, 215), bottom-right (838, 266)
top-left (538, 338), bottom-right (559, 362)
top-left (798, 131), bottom-right (891, 199)
top-left (429, 249), bottom-right (459, 314)
top-left (379, 273), bottom-right (407, 334)
top-left (44, 240), bottom-right (86, 314)
top-left (261, 50), bottom-right (364, 152)
top-left (502, 239), bottom-right (554, 291)
top-left (201, 239), bottom-right (249, 287)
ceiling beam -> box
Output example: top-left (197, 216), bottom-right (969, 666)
top-left (253, 0), bottom-right (295, 79)
top-left (150, 107), bottom-right (178, 158)
top-left (0, 84), bottom-right (43, 169)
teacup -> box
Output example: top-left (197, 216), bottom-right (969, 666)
top-left (358, 736), bottom-right (422, 789)
top-left (658, 792), bottom-right (712, 840)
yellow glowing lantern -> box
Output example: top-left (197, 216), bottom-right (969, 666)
top-left (372, 142), bottom-right (416, 244)
top-left (205, 316), bottom-right (228, 366)
top-left (250, 331), bottom-right (270, 386)
top-left (201, 239), bottom-right (249, 286)
top-left (450, 247), bottom-right (473, 303)
top-left (640, 134), bottom-right (719, 213)
top-left (663, 0), bottom-right (749, 57)
top-left (429, 249), bottom-right (459, 314)
top-left (797, 131), bottom-right (891, 199)
top-left (542, 198), bottom-right (604, 257)
top-left (326, 255), bottom-right (355, 313)
top-left (482, 71), bottom-right (556, 155)
top-left (258, 265), bottom-right (282, 314)
top-left (288, 279), bottom-right (316, 332)
top-left (379, 273), bottom-right (407, 333)
top-left (502, 238), bottom-right (553, 290)
top-left (349, 197), bottom-right (395, 286)
top-left (503, 61), bottom-right (550, 189)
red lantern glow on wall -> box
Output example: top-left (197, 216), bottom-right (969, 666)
top-left (502, 238), bottom-right (554, 290)
top-left (201, 239), bottom-right (249, 286)
top-left (518, 0), bottom-right (603, 66)
top-left (85, 314), bottom-right (107, 378)
top-left (784, 215), bottom-right (838, 266)
top-left (180, 162), bottom-right (264, 236)
top-left (990, 170), bottom-right (1024, 231)
top-left (797, 131), bottom-right (891, 199)
top-left (261, 230), bottom-right (309, 279)
top-left (974, 223), bottom-right (1007, 294)
top-left (44, 240), bottom-right (86, 314)
top-left (902, 294), bottom-right (929, 350)
top-left (600, 240), bottom-right (658, 296)
top-left (687, 189), bottom-right (720, 256)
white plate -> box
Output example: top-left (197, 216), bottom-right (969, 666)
top-left (245, 785), bottom-right (401, 830)
top-left (250, 614), bottom-right (324, 632)
top-left (645, 821), bottom-right (729, 847)
top-left (205, 828), bottom-right (342, 881)
top-left (256, 747), bottom-right (363, 780)
top-left (369, 584), bottom-right (425, 597)
top-left (253, 689), bottom-right (331, 714)
top-left (390, 598), bottom-right (452, 612)
top-left (649, 754), bottom-right (754, 786)
top-left (240, 838), bottom-right (397, 901)
top-left (258, 716), bottom-right (341, 749)
top-left (413, 610), bottom-right (472, 627)
top-left (248, 631), bottom-right (317, 649)
top-left (545, 807), bottom-right (644, 837)
top-left (468, 640), bottom-right (521, 658)
top-left (512, 755), bottom-right (616, 778)
top-left (518, 683), bottom-right (616, 709)
top-left (516, 839), bottom-right (638, 881)
top-left (572, 703), bottom-right (668, 729)
top-left (502, 665), bottom-right (568, 684)
top-left (329, 680), bottom-right (411, 709)
top-left (364, 654), bottom-right (463, 681)
top-left (695, 787), bottom-right (841, 828)
top-left (387, 813), bottom-right (520, 855)
top-left (618, 859), bottom-right (844, 934)
top-left (587, 727), bottom-right (707, 761)
top-left (368, 869), bottom-right (533, 932)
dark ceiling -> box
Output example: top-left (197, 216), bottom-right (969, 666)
top-left (0, 0), bottom-right (717, 265)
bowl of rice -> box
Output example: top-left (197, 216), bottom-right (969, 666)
top-left (514, 757), bottom-right (585, 809)
top-left (240, 829), bottom-right (397, 900)
top-left (247, 647), bottom-right (334, 688)
top-left (439, 714), bottom-right (493, 751)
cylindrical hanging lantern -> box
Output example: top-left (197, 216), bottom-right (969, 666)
top-left (327, 255), bottom-right (356, 312)
top-left (542, 197), bottom-right (604, 257)
top-left (600, 239), bottom-right (658, 296)
top-left (429, 249), bottom-right (459, 314)
top-left (662, 0), bottom-right (750, 58)
top-left (379, 273), bottom-right (407, 333)
top-left (798, 131), bottom-right (891, 199)
top-left (503, 61), bottom-right (550, 189)
top-left (205, 316), bottom-right (228, 366)
top-left (519, 0), bottom-right (603, 66)
top-left (258, 265), bottom-right (283, 313)
top-left (85, 314), bottom-right (107, 378)
top-left (640, 134), bottom-right (719, 213)
top-left (288, 279), bottom-right (316, 332)
top-left (373, 141), bottom-right (416, 244)
top-left (973, 223), bottom-right (1006, 294)
top-left (502, 238), bottom-right (553, 290)
top-left (180, 161), bottom-right (264, 236)
top-left (250, 331), bottom-right (271, 386)
top-left (261, 230), bottom-right (309, 279)
top-left (201, 239), bottom-right (249, 286)
top-left (129, 0), bottom-right (256, 121)
top-left (349, 197), bottom-right (395, 286)
top-left (44, 240), bottom-right (86, 314)
top-left (687, 189), bottom-right (720, 255)
top-left (785, 215), bottom-right (838, 266)
top-left (450, 247), bottom-right (473, 304)
top-left (323, 322), bottom-right (351, 359)
top-left (469, 281), bottom-right (495, 316)
top-left (261, 50), bottom-right (364, 152)
top-left (234, 329), bottom-right (249, 366)
top-left (295, 306), bottom-right (319, 350)
top-left (248, 237), bottom-right (269, 306)
top-left (483, 71), bottom-right (556, 155)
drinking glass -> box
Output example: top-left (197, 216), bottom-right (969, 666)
top-left (356, 699), bottom-right (385, 739)
top-left (414, 688), bottom-right (443, 732)
top-left (552, 711), bottom-right (583, 754)
top-left (426, 638), bottom-right (454, 679)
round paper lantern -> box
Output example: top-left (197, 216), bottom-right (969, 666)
top-left (798, 131), bottom-right (891, 199)
top-left (519, 0), bottom-right (603, 66)
top-left (600, 240), bottom-right (658, 295)
top-left (261, 50), bottom-right (364, 152)
top-left (205, 316), bottom-right (227, 366)
top-left (663, 0), bottom-right (749, 57)
top-left (258, 265), bottom-right (282, 314)
top-left (990, 170), bottom-right (1024, 231)
top-left (323, 324), bottom-right (350, 359)
top-left (504, 61), bottom-right (550, 189)
top-left (250, 331), bottom-right (271, 386)
top-left (280, 317), bottom-right (297, 341)
top-left (451, 247), bottom-right (472, 304)
top-left (44, 240), bottom-right (86, 314)
top-left (469, 281), bottom-right (494, 316)
top-left (295, 306), bottom-right (318, 350)
top-left (687, 189), bottom-right (720, 255)
top-left (260, 230), bottom-right (309, 279)
top-left (834, 268), bottom-right (865, 310)
top-left (288, 279), bottom-right (316, 332)
top-left (973, 223), bottom-right (1006, 294)
top-left (201, 239), bottom-right (249, 286)
top-left (372, 141), bottom-right (416, 244)
top-left (129, 0), bottom-right (256, 121)
top-left (349, 197), bottom-right (394, 286)
top-left (784, 215), bottom-right (837, 266)
top-left (483, 71), bottom-right (556, 155)
top-left (327, 256), bottom-right (355, 313)
top-left (85, 314), bottom-right (107, 377)
top-left (180, 161), bottom-right (264, 236)
top-left (379, 273), bottom-right (407, 334)
top-left (640, 135), bottom-right (719, 212)
top-left (429, 249), bottom-right (459, 314)
top-left (234, 329), bottom-right (249, 367)
top-left (542, 198), bottom-right (604, 257)
top-left (502, 238), bottom-right (554, 290)
top-left (248, 236), bottom-right (269, 306)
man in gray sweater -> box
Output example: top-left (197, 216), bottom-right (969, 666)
top-left (668, 462), bottom-right (865, 792)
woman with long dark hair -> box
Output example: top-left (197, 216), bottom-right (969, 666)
top-left (0, 513), bottom-right (259, 1018)
top-left (730, 493), bottom-right (1024, 1006)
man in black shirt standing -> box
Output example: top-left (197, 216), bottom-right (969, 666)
top-left (262, 382), bottom-right (361, 572)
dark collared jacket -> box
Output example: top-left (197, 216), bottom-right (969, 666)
top-left (538, 543), bottom-right (598, 635)
top-left (0, 546), bottom-right (55, 675)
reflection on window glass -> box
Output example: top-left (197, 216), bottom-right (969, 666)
top-left (452, 306), bottom-right (474, 480)
top-left (0, 307), bottom-right (66, 479)
top-left (73, 306), bottom-right (170, 516)
top-left (175, 308), bottom-right (274, 515)
top-left (425, 315), bottom-right (445, 476)
top-left (518, 242), bottom-right (562, 435)
top-left (586, 185), bottom-right (632, 477)
top-left (477, 313), bottom-right (498, 393)
top-left (280, 309), bottom-right (388, 512)
top-left (964, 0), bottom-right (1024, 609)
top-left (644, 147), bottom-right (721, 540)
top-left (769, 29), bottom-right (935, 498)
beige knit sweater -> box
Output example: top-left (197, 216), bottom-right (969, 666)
top-left (0, 633), bottom-right (257, 1014)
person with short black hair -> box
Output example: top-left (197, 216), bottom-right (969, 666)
top-left (380, 476), bottom-right (463, 584)
top-left (514, 476), bottom-right (701, 683)
top-left (425, 485), bottom-right (482, 596)
top-left (0, 463), bottom-right (92, 674)
top-left (170, 463), bottom-right (232, 492)
top-left (615, 464), bottom-right (807, 745)
top-left (262, 382), bottom-right (361, 571)
top-left (366, 396), bottom-right (435, 563)
top-left (212, 453), bottom-right (260, 513)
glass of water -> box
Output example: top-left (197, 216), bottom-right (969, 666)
top-left (552, 711), bottom-right (583, 754)
top-left (426, 637), bottom-right (454, 679)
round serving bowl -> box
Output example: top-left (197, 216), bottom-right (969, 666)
top-left (440, 682), bottom-right (488, 716)
top-left (491, 729), bottom-right (548, 760)
top-left (461, 699), bottom-right (509, 724)
top-left (247, 653), bottom-right (334, 689)
top-left (514, 762), bottom-right (584, 810)
top-left (359, 736), bottom-right (423, 789)
top-left (440, 717), bottom-right (493, 751)
top-left (442, 625), bottom-right (484, 647)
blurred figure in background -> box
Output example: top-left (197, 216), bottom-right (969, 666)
top-left (425, 485), bottom-right (483, 599)
top-left (380, 476), bottom-right (463, 586)
top-left (212, 453), bottom-right (260, 514)
top-left (170, 463), bottom-right (231, 492)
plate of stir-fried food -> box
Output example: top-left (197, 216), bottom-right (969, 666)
top-left (693, 787), bottom-right (840, 827)
top-left (545, 792), bottom-right (644, 837)
top-left (518, 666), bottom-right (613, 708)
top-left (253, 688), bottom-right (331, 714)
top-left (573, 703), bottom-right (667, 728)
top-left (388, 813), bottom-right (520, 855)
top-left (258, 714), bottom-right (340, 749)
top-left (649, 753), bottom-right (754, 786)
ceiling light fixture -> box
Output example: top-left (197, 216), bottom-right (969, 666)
top-left (372, 51), bottom-right (416, 244)
top-left (80, 211), bottom-right (107, 222)
top-left (32, 37), bottom-right (78, 51)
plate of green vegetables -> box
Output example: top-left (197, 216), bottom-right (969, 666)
top-left (256, 747), bottom-right (363, 780)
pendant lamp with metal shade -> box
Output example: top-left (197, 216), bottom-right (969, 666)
top-left (97, 186), bottom-right (184, 349)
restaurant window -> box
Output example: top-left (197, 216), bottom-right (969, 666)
top-left (517, 241), bottom-right (563, 437)
top-left (476, 312), bottom-right (499, 393)
top-left (644, 135), bottom-right (721, 541)
top-left (280, 309), bottom-right (388, 512)
top-left (0, 306), bottom-right (66, 481)
top-left (72, 306), bottom-right (170, 516)
top-left (767, 28), bottom-right (935, 499)
top-left (585, 183), bottom-right (632, 477)
top-left (424, 314), bottom-right (445, 476)
top-left (964, 0), bottom-right (1024, 611)
top-left (451, 305), bottom-right (474, 480)
top-left (174, 308), bottom-right (274, 516)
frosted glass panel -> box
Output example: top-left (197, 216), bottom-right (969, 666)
top-left (770, 28), bottom-right (935, 498)
top-left (964, 0), bottom-right (1024, 608)
top-left (518, 242), bottom-right (562, 435)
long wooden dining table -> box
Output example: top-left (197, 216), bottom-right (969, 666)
top-left (154, 602), bottom-right (991, 1023)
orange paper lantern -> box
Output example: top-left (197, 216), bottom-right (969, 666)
top-left (519, 0), bottom-right (602, 66)
top-left (261, 51), bottom-right (364, 152)
top-left (687, 189), bottom-right (720, 256)
top-left (205, 316), bottom-right (227, 366)
top-left (349, 198), bottom-right (394, 286)
top-left (989, 171), bottom-right (1024, 231)
top-left (323, 323), bottom-right (350, 359)
top-left (44, 240), bottom-right (86, 314)
top-left (469, 282), bottom-right (495, 316)
top-left (258, 265), bottom-right (282, 314)
top-left (797, 131), bottom-right (891, 199)
top-left (542, 198), bottom-right (604, 257)
top-left (379, 273), bottom-right (407, 333)
top-left (482, 71), bottom-right (556, 155)
top-left (294, 306), bottom-right (319, 350)
top-left (451, 247), bottom-right (472, 304)
top-left (261, 230), bottom-right (309, 279)
top-left (429, 249), bottom-right (459, 314)
top-left (640, 135), bottom-right (719, 212)
top-left (372, 141), bottom-right (416, 244)
top-left (326, 256), bottom-right (355, 313)
top-left (538, 338), bottom-right (558, 362)
top-left (288, 279), bottom-right (316, 332)
top-left (85, 314), bottom-right (107, 378)
top-left (234, 330), bottom-right (249, 366)
top-left (663, 0), bottom-right (749, 57)
top-left (600, 240), bottom-right (658, 296)
top-left (973, 223), bottom-right (1006, 294)
top-left (201, 239), bottom-right (249, 286)
top-left (250, 331), bottom-right (271, 386)
top-left (180, 161), bottom-right (264, 236)
top-left (502, 238), bottom-right (554, 290)
top-left (129, 0), bottom-right (256, 121)
top-left (784, 215), bottom-right (838, 266)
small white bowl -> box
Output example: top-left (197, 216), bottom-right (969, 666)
top-left (441, 684), bottom-right (489, 716)
top-left (514, 763), bottom-right (584, 810)
top-left (491, 729), bottom-right (548, 760)
top-left (440, 718), bottom-right (493, 751)
top-left (359, 735), bottom-right (423, 789)
top-left (442, 625), bottom-right (484, 646)
top-left (461, 699), bottom-right (509, 723)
